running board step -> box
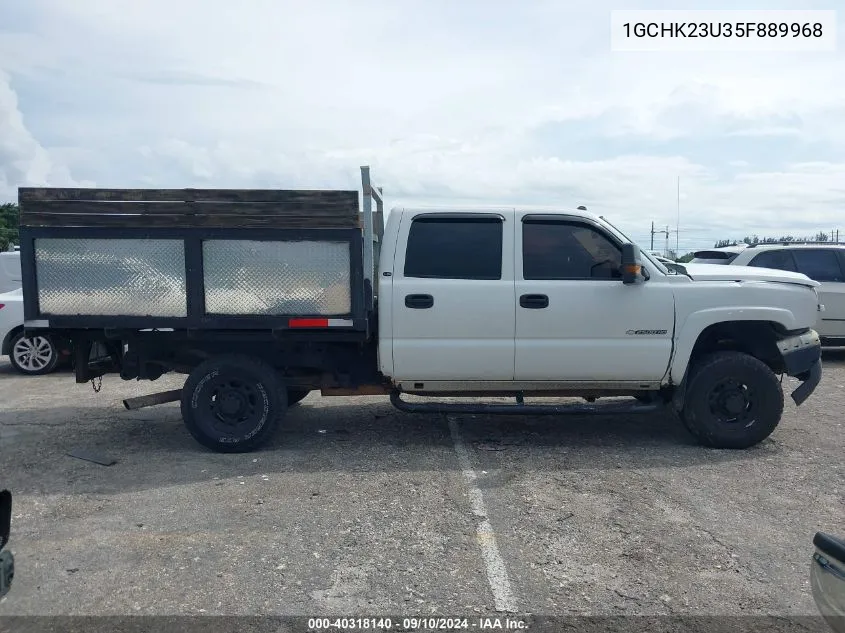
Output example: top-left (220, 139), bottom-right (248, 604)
top-left (389, 391), bottom-right (663, 415)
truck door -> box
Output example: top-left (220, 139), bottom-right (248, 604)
top-left (390, 211), bottom-right (515, 381)
top-left (514, 213), bottom-right (674, 382)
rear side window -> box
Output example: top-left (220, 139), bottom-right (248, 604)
top-left (403, 216), bottom-right (503, 280)
top-left (522, 220), bottom-right (621, 280)
top-left (748, 250), bottom-right (797, 272)
top-left (790, 249), bottom-right (845, 282)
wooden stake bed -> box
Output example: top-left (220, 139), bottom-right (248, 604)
top-left (18, 187), bottom-right (361, 229)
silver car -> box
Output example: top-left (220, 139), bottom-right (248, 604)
top-left (692, 243), bottom-right (845, 346)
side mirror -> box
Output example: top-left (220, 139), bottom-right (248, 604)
top-left (621, 244), bottom-right (646, 285)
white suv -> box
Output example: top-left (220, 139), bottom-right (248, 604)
top-left (691, 243), bottom-right (845, 345)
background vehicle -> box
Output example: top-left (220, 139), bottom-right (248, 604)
top-left (812, 532), bottom-right (845, 633)
top-left (692, 243), bottom-right (845, 346)
top-left (0, 288), bottom-right (68, 375)
top-left (0, 251), bottom-right (21, 294)
top-left (689, 244), bottom-right (748, 265)
top-left (0, 490), bottom-right (12, 599)
top-left (15, 167), bottom-right (823, 453)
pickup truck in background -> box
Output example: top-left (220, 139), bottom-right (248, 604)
top-left (16, 167), bottom-right (823, 453)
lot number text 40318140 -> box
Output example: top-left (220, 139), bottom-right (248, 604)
top-left (306, 616), bottom-right (529, 630)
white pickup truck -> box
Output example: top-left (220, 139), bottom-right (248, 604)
top-left (17, 167), bottom-right (822, 453)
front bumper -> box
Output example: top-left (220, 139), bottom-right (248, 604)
top-left (777, 329), bottom-right (822, 406)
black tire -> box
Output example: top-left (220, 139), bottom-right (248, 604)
top-left (680, 351), bottom-right (784, 449)
top-left (8, 331), bottom-right (60, 375)
top-left (180, 355), bottom-right (285, 453)
top-left (287, 389), bottom-right (311, 406)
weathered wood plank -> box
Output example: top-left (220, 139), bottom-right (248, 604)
top-left (20, 212), bottom-right (362, 229)
top-left (20, 200), bottom-right (360, 218)
top-left (19, 187), bottom-right (360, 205)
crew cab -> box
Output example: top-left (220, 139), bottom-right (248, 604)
top-left (16, 167), bottom-right (823, 453)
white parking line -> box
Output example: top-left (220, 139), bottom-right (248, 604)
top-left (447, 415), bottom-right (518, 613)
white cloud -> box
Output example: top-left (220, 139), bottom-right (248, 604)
top-left (0, 0), bottom-right (843, 252)
top-left (0, 69), bottom-right (83, 199)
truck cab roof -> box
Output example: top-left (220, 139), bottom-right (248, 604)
top-left (389, 206), bottom-right (608, 226)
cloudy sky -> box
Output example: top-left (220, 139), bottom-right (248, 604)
top-left (1, 0), bottom-right (843, 254)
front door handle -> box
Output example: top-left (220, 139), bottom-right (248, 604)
top-left (519, 294), bottom-right (549, 309)
top-left (405, 294), bottom-right (434, 309)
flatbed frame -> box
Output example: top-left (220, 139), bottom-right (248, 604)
top-left (19, 167), bottom-right (384, 335)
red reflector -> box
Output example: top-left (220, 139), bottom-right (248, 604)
top-left (0, 304), bottom-right (4, 309)
top-left (289, 318), bottom-right (329, 328)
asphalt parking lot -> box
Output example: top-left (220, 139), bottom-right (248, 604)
top-left (0, 352), bottom-right (843, 622)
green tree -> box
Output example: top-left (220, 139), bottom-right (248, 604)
top-left (0, 203), bottom-right (19, 251)
top-left (717, 232), bottom-right (832, 248)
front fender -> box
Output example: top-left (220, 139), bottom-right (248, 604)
top-left (669, 307), bottom-right (800, 384)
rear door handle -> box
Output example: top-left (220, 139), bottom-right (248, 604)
top-left (519, 294), bottom-right (549, 309)
top-left (405, 294), bottom-right (434, 309)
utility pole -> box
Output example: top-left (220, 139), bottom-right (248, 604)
top-left (651, 222), bottom-right (670, 255)
top-left (676, 176), bottom-right (680, 255)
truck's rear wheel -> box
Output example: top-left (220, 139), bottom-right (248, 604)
top-left (680, 351), bottom-right (784, 449)
top-left (181, 355), bottom-right (284, 453)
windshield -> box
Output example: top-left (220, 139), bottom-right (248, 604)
top-left (597, 215), bottom-right (670, 275)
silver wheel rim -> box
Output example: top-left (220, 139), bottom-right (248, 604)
top-left (12, 335), bottom-right (54, 372)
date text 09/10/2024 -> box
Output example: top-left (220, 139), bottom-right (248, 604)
top-left (307, 617), bottom-right (529, 630)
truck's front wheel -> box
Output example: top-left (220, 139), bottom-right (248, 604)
top-left (181, 355), bottom-right (284, 453)
top-left (680, 351), bottom-right (784, 449)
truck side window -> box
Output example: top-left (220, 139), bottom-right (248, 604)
top-left (748, 250), bottom-right (797, 272)
top-left (403, 216), bottom-right (503, 280)
top-left (522, 220), bottom-right (621, 280)
top-left (790, 249), bottom-right (845, 282)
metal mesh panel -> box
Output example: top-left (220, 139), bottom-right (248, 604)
top-left (34, 238), bottom-right (187, 317)
top-left (203, 240), bottom-right (352, 315)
